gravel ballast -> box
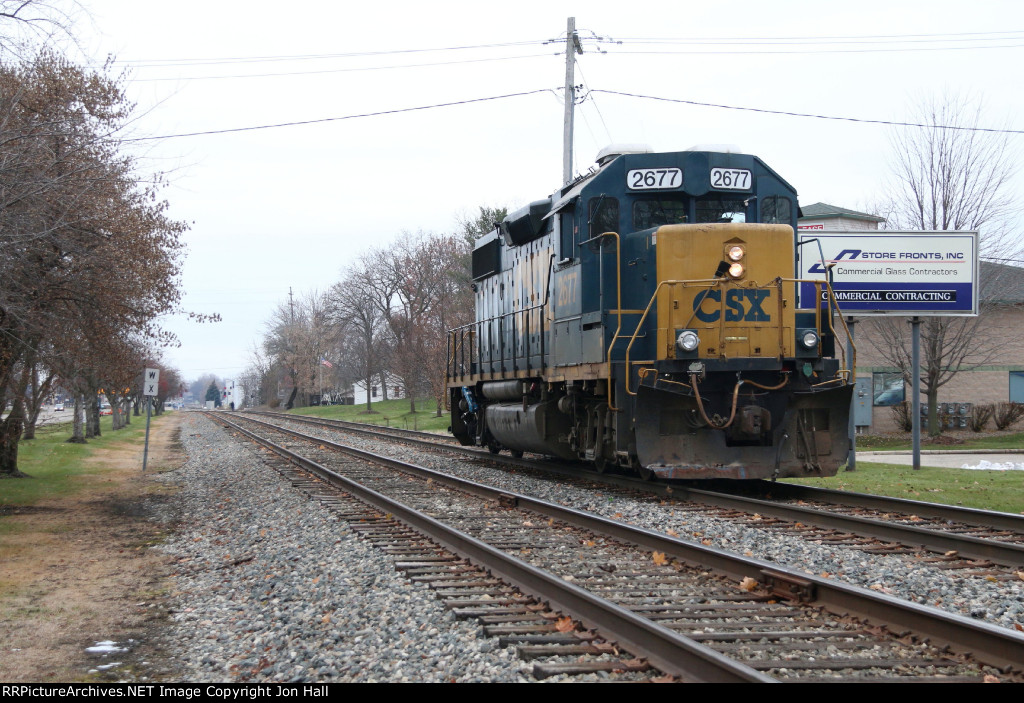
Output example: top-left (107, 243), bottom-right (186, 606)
top-left (266, 415), bottom-right (1024, 634)
top-left (154, 412), bottom-right (1024, 682)
top-left (155, 414), bottom-right (526, 683)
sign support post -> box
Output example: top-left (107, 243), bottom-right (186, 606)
top-left (911, 317), bottom-right (921, 470)
top-left (846, 317), bottom-right (857, 472)
top-left (142, 367), bottom-right (160, 472)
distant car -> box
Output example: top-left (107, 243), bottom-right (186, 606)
top-left (54, 403), bottom-right (64, 411)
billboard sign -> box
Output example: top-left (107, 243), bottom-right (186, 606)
top-left (798, 231), bottom-right (979, 316)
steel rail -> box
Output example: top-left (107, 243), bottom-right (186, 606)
top-left (743, 479), bottom-right (1024, 532)
top-left (213, 413), bottom-right (773, 682)
top-left (240, 410), bottom-right (1024, 566)
top-left (664, 484), bottom-right (1024, 567)
top-left (218, 412), bottom-right (1024, 673)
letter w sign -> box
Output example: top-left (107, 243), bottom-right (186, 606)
top-left (144, 368), bottom-right (160, 396)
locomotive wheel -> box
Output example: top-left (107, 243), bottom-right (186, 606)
top-left (487, 441), bottom-right (500, 454)
top-left (594, 454), bottom-right (608, 473)
top-left (510, 449), bottom-right (524, 459)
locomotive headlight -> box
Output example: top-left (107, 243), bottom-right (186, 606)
top-left (676, 330), bottom-right (701, 353)
top-left (727, 245), bottom-right (745, 262)
top-left (727, 262), bottom-right (745, 279)
top-left (801, 330), bottom-right (819, 349)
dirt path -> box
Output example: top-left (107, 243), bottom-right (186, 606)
top-left (0, 414), bottom-right (187, 682)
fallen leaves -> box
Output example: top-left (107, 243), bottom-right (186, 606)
top-left (555, 616), bottom-right (575, 633)
top-left (652, 551), bottom-right (668, 566)
top-left (739, 576), bottom-right (758, 591)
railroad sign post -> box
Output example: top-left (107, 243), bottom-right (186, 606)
top-left (142, 367), bottom-right (159, 473)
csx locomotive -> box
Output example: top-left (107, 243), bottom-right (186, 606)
top-left (446, 145), bottom-right (853, 480)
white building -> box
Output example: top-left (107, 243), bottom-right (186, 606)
top-left (797, 202), bottom-right (885, 232)
top-left (351, 373), bottom-right (404, 405)
top-left (222, 379), bottom-right (246, 410)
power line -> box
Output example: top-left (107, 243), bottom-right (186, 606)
top-left (115, 86), bottom-right (1022, 145)
top-left (612, 29), bottom-right (1024, 43)
top-left (114, 40), bottom-right (554, 67)
top-left (605, 42), bottom-right (1024, 56)
top-left (590, 90), bottom-right (1024, 135)
top-left (119, 89), bottom-right (557, 142)
top-left (128, 52), bottom-right (555, 83)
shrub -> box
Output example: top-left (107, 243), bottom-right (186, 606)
top-left (993, 402), bottom-right (1024, 430)
top-left (968, 404), bottom-right (994, 432)
top-left (890, 401), bottom-right (913, 431)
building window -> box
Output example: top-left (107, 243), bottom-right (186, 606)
top-left (371, 386), bottom-right (378, 398)
top-left (1010, 372), bottom-right (1024, 402)
top-left (873, 372), bottom-right (904, 406)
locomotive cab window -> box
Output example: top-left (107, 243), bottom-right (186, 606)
top-left (588, 196), bottom-right (619, 239)
top-left (633, 197), bottom-right (688, 231)
top-left (559, 204), bottom-right (576, 260)
top-left (696, 197), bottom-right (746, 223)
top-left (760, 196), bottom-right (792, 225)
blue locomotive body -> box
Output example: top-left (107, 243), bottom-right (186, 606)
top-left (447, 146), bottom-right (853, 480)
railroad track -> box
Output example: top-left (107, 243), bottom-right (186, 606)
top-left (208, 411), bottom-right (1024, 682)
top-left (242, 410), bottom-right (1024, 572)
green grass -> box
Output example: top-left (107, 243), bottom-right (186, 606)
top-left (284, 397), bottom-right (451, 433)
top-left (0, 413), bottom-right (157, 508)
top-left (855, 431), bottom-right (1024, 451)
top-left (784, 461), bottom-right (1024, 514)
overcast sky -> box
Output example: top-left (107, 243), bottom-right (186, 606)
top-left (71, 0), bottom-right (1024, 384)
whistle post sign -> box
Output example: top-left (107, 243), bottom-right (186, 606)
top-left (143, 368), bottom-right (160, 396)
top-left (142, 367), bottom-right (159, 472)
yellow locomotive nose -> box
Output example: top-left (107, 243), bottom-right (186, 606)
top-left (655, 224), bottom-right (796, 361)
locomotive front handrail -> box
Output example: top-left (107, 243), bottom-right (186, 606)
top-left (621, 277), bottom-right (853, 397)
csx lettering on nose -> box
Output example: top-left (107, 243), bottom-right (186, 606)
top-left (693, 289), bottom-right (771, 322)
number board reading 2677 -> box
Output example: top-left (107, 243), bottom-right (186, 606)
top-left (626, 168), bottom-right (752, 191)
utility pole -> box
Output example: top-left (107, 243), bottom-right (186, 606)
top-left (562, 17), bottom-right (583, 185)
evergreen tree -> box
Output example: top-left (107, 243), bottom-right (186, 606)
top-left (205, 381), bottom-right (222, 408)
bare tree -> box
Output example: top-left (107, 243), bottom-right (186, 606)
top-left (884, 92), bottom-right (1019, 255)
top-left (0, 51), bottom-right (187, 475)
top-left (864, 93), bottom-right (1021, 435)
top-left (329, 263), bottom-right (391, 414)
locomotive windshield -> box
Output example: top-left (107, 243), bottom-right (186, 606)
top-left (760, 195), bottom-right (793, 225)
top-left (697, 197), bottom-right (747, 223)
top-left (633, 197), bottom-right (688, 231)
